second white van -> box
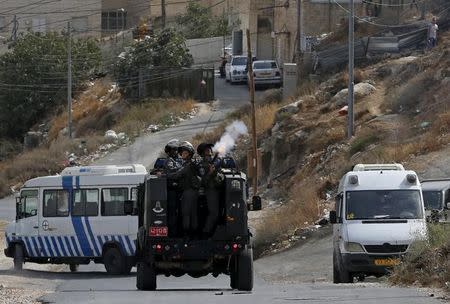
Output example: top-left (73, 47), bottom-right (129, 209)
top-left (330, 164), bottom-right (427, 283)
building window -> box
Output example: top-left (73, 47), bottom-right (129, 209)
top-left (43, 190), bottom-right (69, 217)
top-left (101, 188), bottom-right (128, 216)
top-left (101, 11), bottom-right (127, 31)
top-left (72, 189), bottom-right (99, 216)
top-left (72, 16), bottom-right (89, 33)
top-left (32, 17), bottom-right (46, 33)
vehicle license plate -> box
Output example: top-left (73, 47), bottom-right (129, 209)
top-left (150, 227), bottom-right (168, 237)
top-left (374, 258), bottom-right (400, 266)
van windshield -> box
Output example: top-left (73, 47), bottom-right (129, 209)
top-left (422, 191), bottom-right (443, 210)
top-left (232, 57), bottom-right (247, 66)
top-left (345, 190), bottom-right (423, 220)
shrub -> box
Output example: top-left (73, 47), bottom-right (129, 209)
top-left (349, 133), bottom-right (379, 155)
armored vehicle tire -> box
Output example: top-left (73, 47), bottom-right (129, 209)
top-left (104, 247), bottom-right (126, 275)
top-left (136, 262), bottom-right (156, 291)
top-left (236, 248), bottom-right (253, 291)
top-left (13, 244), bottom-right (24, 271)
top-left (333, 251), bottom-right (352, 284)
top-left (69, 264), bottom-right (79, 272)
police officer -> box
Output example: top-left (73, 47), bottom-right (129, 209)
top-left (163, 139), bottom-right (182, 237)
top-left (197, 143), bottom-right (222, 238)
top-left (166, 141), bottom-right (201, 237)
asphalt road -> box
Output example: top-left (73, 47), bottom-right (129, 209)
top-left (0, 78), bottom-right (444, 303)
top-left (39, 226), bottom-right (440, 304)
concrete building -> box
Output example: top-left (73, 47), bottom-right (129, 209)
top-left (0, 0), bottom-right (151, 39)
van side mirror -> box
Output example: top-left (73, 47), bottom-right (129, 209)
top-left (329, 210), bottom-right (337, 224)
top-left (124, 200), bottom-right (134, 215)
top-left (248, 196), bottom-right (262, 211)
top-left (446, 202), bottom-right (450, 210)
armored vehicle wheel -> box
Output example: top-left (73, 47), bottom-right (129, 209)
top-left (69, 264), bottom-right (79, 272)
top-left (136, 262), bottom-right (156, 290)
top-left (104, 247), bottom-right (125, 275)
top-left (236, 248), bottom-right (253, 291)
top-left (13, 244), bottom-right (24, 271)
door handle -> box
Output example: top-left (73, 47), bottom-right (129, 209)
top-left (33, 226), bottom-right (39, 229)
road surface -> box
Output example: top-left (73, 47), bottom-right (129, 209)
top-left (0, 78), bottom-right (443, 303)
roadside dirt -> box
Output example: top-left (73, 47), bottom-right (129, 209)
top-left (0, 221), bottom-right (62, 304)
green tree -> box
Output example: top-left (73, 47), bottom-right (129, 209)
top-left (0, 32), bottom-right (101, 139)
top-left (114, 28), bottom-right (193, 97)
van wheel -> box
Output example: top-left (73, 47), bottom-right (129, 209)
top-left (236, 248), bottom-right (253, 291)
top-left (333, 251), bottom-right (352, 284)
top-left (69, 264), bottom-right (79, 272)
top-left (136, 262), bottom-right (157, 290)
top-left (122, 260), bottom-right (133, 275)
top-left (13, 244), bottom-right (24, 271)
top-left (104, 247), bottom-right (125, 275)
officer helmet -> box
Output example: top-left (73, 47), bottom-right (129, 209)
top-left (197, 142), bottom-right (214, 156)
top-left (178, 141), bottom-right (195, 156)
top-left (164, 139), bottom-right (179, 154)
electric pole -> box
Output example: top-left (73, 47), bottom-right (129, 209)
top-left (11, 15), bottom-right (18, 43)
top-left (161, 0), bottom-right (166, 28)
top-left (246, 29), bottom-right (258, 195)
top-left (67, 21), bottom-right (73, 139)
top-left (296, 0), bottom-right (303, 87)
top-left (347, 0), bottom-right (355, 138)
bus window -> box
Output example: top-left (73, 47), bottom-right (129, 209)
top-left (101, 188), bottom-right (128, 216)
top-left (43, 190), bottom-right (69, 217)
top-left (20, 190), bottom-right (38, 218)
top-left (73, 189), bottom-right (99, 216)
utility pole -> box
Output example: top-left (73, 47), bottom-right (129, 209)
top-left (246, 29), bottom-right (258, 195)
top-left (347, 0), bottom-right (354, 138)
top-left (67, 21), bottom-right (73, 139)
top-left (296, 0), bottom-right (303, 87)
top-left (161, 0), bottom-right (166, 28)
top-left (11, 15), bottom-right (18, 43)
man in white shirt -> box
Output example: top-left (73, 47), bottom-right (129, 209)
top-left (427, 17), bottom-right (438, 48)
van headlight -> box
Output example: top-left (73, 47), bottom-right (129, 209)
top-left (344, 242), bottom-right (365, 253)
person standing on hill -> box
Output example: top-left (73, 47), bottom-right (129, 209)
top-left (427, 17), bottom-right (438, 49)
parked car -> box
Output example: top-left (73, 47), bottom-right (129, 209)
top-left (225, 56), bottom-right (249, 84)
top-left (250, 60), bottom-right (282, 89)
top-left (421, 178), bottom-right (450, 223)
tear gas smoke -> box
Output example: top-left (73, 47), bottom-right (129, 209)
top-left (213, 121), bottom-right (248, 157)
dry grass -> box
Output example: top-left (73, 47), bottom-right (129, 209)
top-left (0, 137), bottom-right (76, 197)
top-left (255, 179), bottom-right (321, 248)
top-left (390, 224), bottom-right (450, 289)
top-left (48, 80), bottom-right (115, 140)
top-left (115, 99), bottom-right (195, 137)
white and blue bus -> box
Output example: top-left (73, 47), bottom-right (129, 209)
top-left (4, 164), bottom-right (147, 274)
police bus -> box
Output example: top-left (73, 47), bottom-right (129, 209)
top-left (4, 164), bottom-right (147, 274)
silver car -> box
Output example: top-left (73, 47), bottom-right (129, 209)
top-left (250, 60), bottom-right (282, 88)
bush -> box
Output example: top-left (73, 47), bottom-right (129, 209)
top-left (0, 32), bottom-right (101, 139)
top-left (390, 223), bottom-right (450, 288)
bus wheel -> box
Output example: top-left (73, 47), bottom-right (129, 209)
top-left (236, 248), bottom-right (253, 291)
top-left (104, 247), bottom-right (124, 275)
top-left (69, 264), bottom-right (79, 272)
top-left (13, 244), bottom-right (24, 271)
top-left (136, 262), bottom-right (156, 290)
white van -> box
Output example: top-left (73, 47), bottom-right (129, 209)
top-left (4, 164), bottom-right (147, 274)
top-left (330, 164), bottom-right (427, 283)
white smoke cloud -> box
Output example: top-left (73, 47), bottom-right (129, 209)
top-left (213, 120), bottom-right (248, 157)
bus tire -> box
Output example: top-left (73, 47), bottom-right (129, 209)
top-left (236, 248), bottom-right (253, 291)
top-left (122, 260), bottom-right (133, 275)
top-left (104, 247), bottom-right (125, 275)
top-left (13, 244), bottom-right (24, 271)
top-left (136, 262), bottom-right (156, 290)
top-left (69, 264), bottom-right (79, 272)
